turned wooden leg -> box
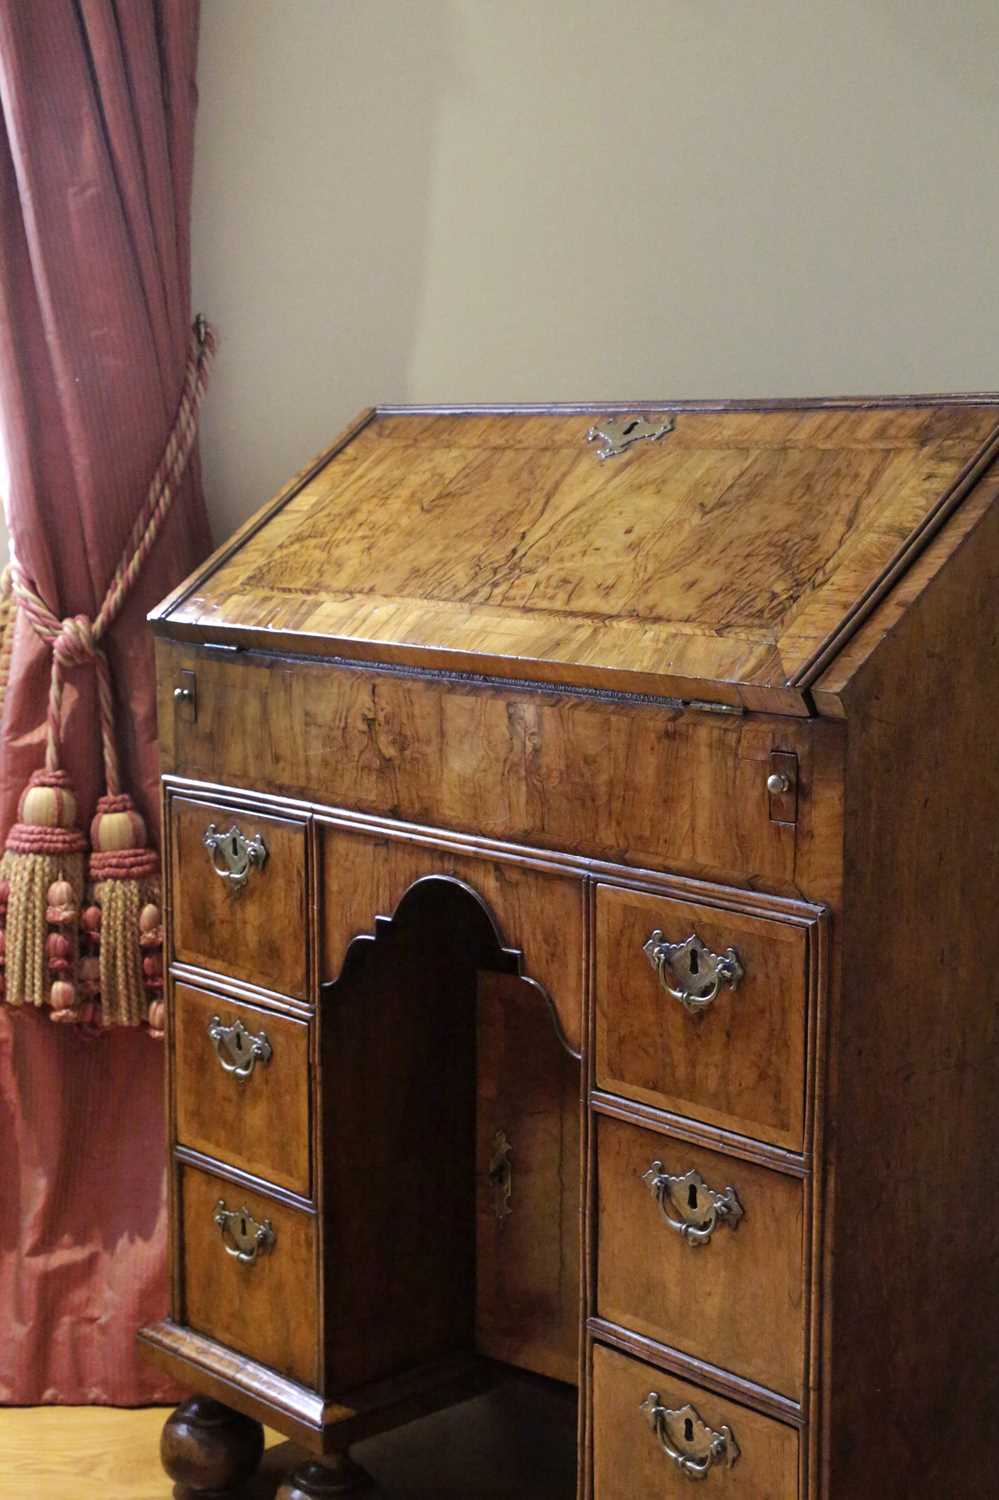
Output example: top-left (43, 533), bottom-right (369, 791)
top-left (161, 1395), bottom-right (265, 1496)
top-left (276, 1454), bottom-right (374, 1498)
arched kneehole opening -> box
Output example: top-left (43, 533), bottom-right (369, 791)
top-left (320, 875), bottom-right (581, 1472)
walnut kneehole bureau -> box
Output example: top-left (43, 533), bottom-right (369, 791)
top-left (139, 399), bottom-right (999, 1499)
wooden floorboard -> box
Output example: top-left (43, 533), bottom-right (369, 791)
top-left (0, 1406), bottom-right (289, 1499)
top-left (0, 1377), bottom-right (578, 1497)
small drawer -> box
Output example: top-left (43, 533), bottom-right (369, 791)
top-left (170, 795), bottom-right (307, 998)
top-left (174, 983), bottom-right (312, 1196)
top-left (594, 884), bottom-right (810, 1150)
top-left (179, 1165), bottom-right (318, 1388)
top-left (592, 1343), bottom-right (800, 1498)
top-left (596, 1115), bottom-right (805, 1399)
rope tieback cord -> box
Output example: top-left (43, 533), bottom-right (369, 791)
top-left (9, 318), bottom-right (216, 791)
top-left (0, 318), bottom-right (215, 1031)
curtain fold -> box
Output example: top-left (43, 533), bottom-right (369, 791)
top-left (0, 0), bottom-right (210, 1401)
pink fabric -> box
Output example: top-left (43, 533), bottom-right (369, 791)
top-left (0, 1), bottom-right (210, 1401)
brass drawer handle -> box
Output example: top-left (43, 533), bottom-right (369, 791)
top-left (641, 1161), bottom-right (744, 1247)
top-left (640, 1394), bottom-right (740, 1481)
top-left (213, 1200), bottom-right (275, 1265)
top-left (203, 823), bottom-right (268, 894)
top-left (642, 929), bottom-right (744, 1015)
top-left (208, 1015), bottom-right (272, 1080)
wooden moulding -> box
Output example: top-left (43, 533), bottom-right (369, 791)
top-left (159, 776), bottom-right (832, 915)
top-left (137, 1321), bottom-right (486, 1457)
top-left (586, 1322), bottom-right (804, 1429)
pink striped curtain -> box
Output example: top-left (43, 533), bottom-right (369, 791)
top-left (0, 0), bottom-right (211, 1401)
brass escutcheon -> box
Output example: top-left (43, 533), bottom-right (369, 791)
top-left (641, 1161), bottom-right (744, 1247)
top-left (640, 1394), bottom-right (740, 1481)
top-left (213, 1201), bottom-right (276, 1265)
top-left (642, 929), bottom-right (744, 1015)
top-left (203, 824), bottom-right (268, 895)
top-left (586, 413), bottom-right (675, 460)
top-left (208, 1015), bottom-right (272, 1080)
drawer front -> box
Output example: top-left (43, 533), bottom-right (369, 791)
top-left (596, 1116), bottom-right (805, 1399)
top-left (180, 1165), bottom-right (318, 1388)
top-left (174, 983), bottom-right (312, 1196)
top-left (595, 884), bottom-right (809, 1150)
top-left (592, 1343), bottom-right (799, 1498)
top-left (170, 795), bottom-right (308, 998)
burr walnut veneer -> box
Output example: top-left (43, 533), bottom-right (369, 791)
top-left (140, 400), bottom-right (999, 1498)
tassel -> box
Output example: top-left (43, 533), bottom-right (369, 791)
top-left (0, 880), bottom-right (8, 1002)
top-left (0, 770), bottom-right (86, 1009)
top-left (88, 793), bottom-right (160, 1028)
top-left (140, 900), bottom-right (166, 1039)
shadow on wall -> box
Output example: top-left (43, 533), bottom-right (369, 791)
top-left (192, 0), bottom-right (459, 542)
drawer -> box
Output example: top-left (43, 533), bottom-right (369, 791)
top-left (174, 983), bottom-right (312, 1196)
top-left (170, 795), bottom-right (308, 998)
top-left (179, 1165), bottom-right (318, 1388)
top-left (595, 1115), bottom-right (805, 1399)
top-left (594, 884), bottom-right (810, 1150)
top-left (592, 1343), bottom-right (799, 1498)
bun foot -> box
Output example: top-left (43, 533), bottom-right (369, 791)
top-left (161, 1395), bottom-right (265, 1496)
top-left (276, 1454), bottom-right (374, 1497)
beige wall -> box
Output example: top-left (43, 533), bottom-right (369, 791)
top-left (193, 0), bottom-right (999, 543)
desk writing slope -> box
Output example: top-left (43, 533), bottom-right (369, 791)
top-left (155, 402), bottom-right (999, 714)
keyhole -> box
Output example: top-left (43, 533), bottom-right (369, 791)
top-left (240, 1216), bottom-right (247, 1238)
top-left (689, 948), bottom-right (700, 975)
top-left (684, 1418), bottom-right (694, 1444)
top-left (234, 1032), bottom-right (244, 1054)
top-left (623, 419), bottom-right (639, 436)
top-left (688, 1184), bottom-right (699, 1211)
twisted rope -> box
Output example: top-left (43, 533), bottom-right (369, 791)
top-left (9, 319), bottom-right (216, 794)
top-left (0, 565), bottom-right (14, 725)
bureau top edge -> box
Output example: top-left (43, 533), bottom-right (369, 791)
top-left (151, 400), bottom-right (999, 719)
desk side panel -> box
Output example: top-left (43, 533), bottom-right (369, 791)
top-left (822, 489), bottom-right (999, 1498)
